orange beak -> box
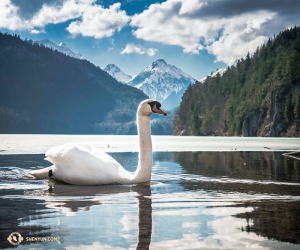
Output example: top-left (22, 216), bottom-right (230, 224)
top-left (153, 104), bottom-right (167, 116)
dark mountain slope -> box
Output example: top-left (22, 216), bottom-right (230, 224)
top-left (0, 33), bottom-right (147, 134)
top-left (174, 26), bottom-right (300, 137)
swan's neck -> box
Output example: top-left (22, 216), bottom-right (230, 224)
top-left (132, 112), bottom-right (152, 183)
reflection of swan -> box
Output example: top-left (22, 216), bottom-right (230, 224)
top-left (29, 100), bottom-right (166, 185)
top-left (50, 184), bottom-right (153, 249)
top-left (132, 184), bottom-right (152, 249)
top-left (41, 181), bottom-right (134, 215)
top-left (22, 182), bottom-right (153, 248)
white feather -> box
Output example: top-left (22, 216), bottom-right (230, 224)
top-left (43, 143), bottom-right (132, 185)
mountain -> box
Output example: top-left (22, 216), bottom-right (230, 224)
top-left (0, 33), bottom-right (148, 134)
top-left (35, 39), bottom-right (84, 59)
top-left (127, 59), bottom-right (196, 110)
top-left (198, 67), bottom-right (227, 83)
top-left (173, 26), bottom-right (300, 137)
top-left (104, 64), bottom-right (132, 83)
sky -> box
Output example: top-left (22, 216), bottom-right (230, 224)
top-left (1, 0), bottom-right (300, 80)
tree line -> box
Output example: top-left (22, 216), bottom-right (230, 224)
top-left (174, 26), bottom-right (300, 136)
top-left (0, 32), bottom-right (147, 134)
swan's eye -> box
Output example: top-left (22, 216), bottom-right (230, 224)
top-left (148, 101), bottom-right (155, 111)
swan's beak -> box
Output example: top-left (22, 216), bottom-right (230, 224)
top-left (153, 105), bottom-right (167, 116)
top-left (157, 109), bottom-right (167, 116)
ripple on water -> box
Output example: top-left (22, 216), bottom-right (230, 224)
top-left (0, 167), bottom-right (35, 181)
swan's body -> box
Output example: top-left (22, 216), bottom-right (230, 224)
top-left (29, 99), bottom-right (166, 185)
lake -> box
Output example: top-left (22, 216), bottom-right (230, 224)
top-left (1, 135), bottom-right (300, 249)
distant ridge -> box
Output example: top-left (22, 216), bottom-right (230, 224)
top-left (104, 64), bottom-right (133, 83)
top-left (0, 32), bottom-right (148, 134)
top-left (198, 68), bottom-right (227, 83)
top-left (35, 39), bottom-right (84, 59)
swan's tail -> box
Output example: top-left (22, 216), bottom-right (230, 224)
top-left (28, 166), bottom-right (54, 180)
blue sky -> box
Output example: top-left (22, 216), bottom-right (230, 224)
top-left (1, 0), bottom-right (300, 79)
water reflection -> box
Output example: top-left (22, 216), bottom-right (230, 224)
top-left (175, 151), bottom-right (300, 246)
top-left (175, 151), bottom-right (300, 182)
top-left (132, 185), bottom-right (152, 250)
top-left (235, 201), bottom-right (300, 245)
top-left (0, 178), bottom-right (153, 249)
top-left (1, 151), bottom-right (300, 249)
top-left (0, 195), bottom-right (54, 249)
top-left (45, 182), bottom-right (153, 249)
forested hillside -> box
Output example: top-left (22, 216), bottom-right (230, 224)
top-left (0, 32), bottom-right (149, 134)
top-left (174, 26), bottom-right (300, 137)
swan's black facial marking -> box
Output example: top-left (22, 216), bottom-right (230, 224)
top-left (148, 101), bottom-right (161, 111)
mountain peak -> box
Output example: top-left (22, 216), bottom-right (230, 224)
top-left (105, 64), bottom-right (120, 72)
top-left (128, 59), bottom-right (196, 109)
top-left (39, 39), bottom-right (51, 43)
top-left (152, 59), bottom-right (167, 67)
top-left (35, 39), bottom-right (83, 60)
top-left (156, 59), bottom-right (166, 64)
top-left (104, 64), bottom-right (132, 83)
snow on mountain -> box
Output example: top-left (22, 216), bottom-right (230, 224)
top-left (127, 59), bottom-right (196, 110)
top-left (35, 39), bottom-right (84, 60)
top-left (104, 64), bottom-right (132, 83)
top-left (198, 67), bottom-right (227, 83)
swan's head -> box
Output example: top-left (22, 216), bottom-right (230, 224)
top-left (138, 99), bottom-right (167, 116)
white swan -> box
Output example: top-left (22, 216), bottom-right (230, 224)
top-left (29, 99), bottom-right (167, 185)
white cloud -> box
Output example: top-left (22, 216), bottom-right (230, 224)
top-left (121, 43), bottom-right (158, 56)
top-left (1, 0), bottom-right (299, 65)
top-left (66, 3), bottom-right (130, 39)
top-left (207, 11), bottom-right (275, 65)
top-left (130, 0), bottom-right (278, 65)
top-left (131, 0), bottom-right (205, 54)
top-left (121, 43), bottom-right (144, 54)
top-left (31, 0), bottom-right (91, 28)
top-left (0, 0), bottom-right (31, 30)
top-left (147, 48), bottom-right (158, 56)
top-left (0, 0), bottom-right (89, 31)
top-left (0, 0), bottom-right (129, 39)
top-left (30, 29), bottom-right (45, 34)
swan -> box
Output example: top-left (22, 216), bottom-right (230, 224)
top-left (29, 99), bottom-right (167, 185)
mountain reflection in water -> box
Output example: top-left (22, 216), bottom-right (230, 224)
top-left (175, 151), bottom-right (300, 245)
top-left (0, 151), bottom-right (300, 249)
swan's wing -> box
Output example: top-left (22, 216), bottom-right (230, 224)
top-left (45, 143), bottom-right (132, 185)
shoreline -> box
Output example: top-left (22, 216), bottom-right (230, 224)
top-left (0, 135), bottom-right (300, 155)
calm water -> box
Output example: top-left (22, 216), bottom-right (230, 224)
top-left (1, 136), bottom-right (300, 249)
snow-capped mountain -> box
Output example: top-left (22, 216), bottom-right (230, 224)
top-left (35, 39), bottom-right (84, 59)
top-left (127, 59), bottom-right (196, 110)
top-left (104, 64), bottom-right (133, 83)
top-left (198, 67), bottom-right (227, 83)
